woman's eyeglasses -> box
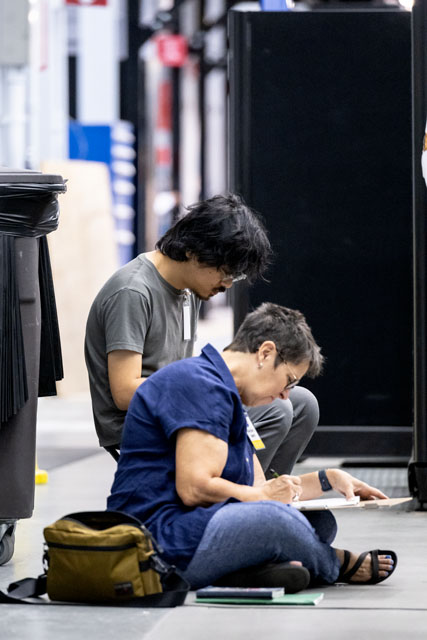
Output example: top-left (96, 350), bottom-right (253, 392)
top-left (282, 360), bottom-right (300, 390)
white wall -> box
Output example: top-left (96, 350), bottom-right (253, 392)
top-left (76, 0), bottom-right (121, 124)
top-left (0, 0), bottom-right (69, 170)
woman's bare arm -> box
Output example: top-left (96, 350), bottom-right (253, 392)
top-left (175, 428), bottom-right (301, 506)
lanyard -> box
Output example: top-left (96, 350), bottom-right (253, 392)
top-left (183, 290), bottom-right (191, 341)
top-left (244, 412), bottom-right (265, 450)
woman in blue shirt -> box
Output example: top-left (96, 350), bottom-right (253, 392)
top-left (108, 303), bottom-right (396, 591)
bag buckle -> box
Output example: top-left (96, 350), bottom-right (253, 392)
top-left (42, 543), bottom-right (49, 572)
top-left (149, 554), bottom-right (173, 577)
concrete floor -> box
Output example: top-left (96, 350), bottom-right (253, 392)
top-left (2, 406), bottom-right (426, 639)
top-left (1, 305), bottom-right (427, 638)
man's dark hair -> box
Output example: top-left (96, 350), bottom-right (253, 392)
top-left (225, 302), bottom-right (324, 377)
top-left (156, 193), bottom-right (271, 282)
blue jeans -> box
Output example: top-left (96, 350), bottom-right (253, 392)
top-left (181, 501), bottom-right (340, 589)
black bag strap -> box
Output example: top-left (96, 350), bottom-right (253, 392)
top-left (0, 571), bottom-right (189, 607)
top-left (0, 574), bottom-right (48, 604)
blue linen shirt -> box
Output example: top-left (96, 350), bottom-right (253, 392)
top-left (107, 344), bottom-right (255, 568)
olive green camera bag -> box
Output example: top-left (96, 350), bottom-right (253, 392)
top-left (0, 511), bottom-right (189, 607)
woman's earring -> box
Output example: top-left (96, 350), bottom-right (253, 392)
top-left (258, 362), bottom-right (263, 369)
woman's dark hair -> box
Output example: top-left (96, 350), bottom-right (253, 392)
top-left (225, 302), bottom-right (324, 377)
top-left (155, 193), bottom-right (272, 283)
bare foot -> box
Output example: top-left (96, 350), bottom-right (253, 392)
top-left (335, 549), bottom-right (394, 582)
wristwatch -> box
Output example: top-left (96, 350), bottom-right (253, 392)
top-left (318, 469), bottom-right (332, 492)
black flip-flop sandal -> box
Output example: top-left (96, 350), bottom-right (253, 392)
top-left (338, 549), bottom-right (397, 584)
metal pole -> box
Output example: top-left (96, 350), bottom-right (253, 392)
top-left (409, 0), bottom-right (427, 507)
top-left (198, 0), bottom-right (206, 202)
top-left (121, 0), bottom-right (144, 255)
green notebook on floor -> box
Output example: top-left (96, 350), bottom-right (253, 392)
top-left (195, 592), bottom-right (324, 606)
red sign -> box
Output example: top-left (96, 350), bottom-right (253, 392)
top-left (66, 1), bottom-right (107, 6)
top-left (156, 35), bottom-right (188, 68)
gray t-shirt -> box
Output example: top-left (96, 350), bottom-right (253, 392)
top-left (84, 254), bottom-right (200, 447)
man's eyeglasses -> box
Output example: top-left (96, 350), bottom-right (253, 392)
top-left (219, 272), bottom-right (247, 285)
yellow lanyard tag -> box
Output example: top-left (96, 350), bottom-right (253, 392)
top-left (245, 414), bottom-right (265, 450)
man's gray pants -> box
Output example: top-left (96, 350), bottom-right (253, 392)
top-left (247, 386), bottom-right (319, 477)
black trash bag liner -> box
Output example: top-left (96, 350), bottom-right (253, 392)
top-left (0, 182), bottom-right (66, 238)
top-left (0, 235), bottom-right (28, 425)
top-left (0, 179), bottom-right (65, 425)
top-left (38, 236), bottom-right (63, 397)
top-left (0, 236), bottom-right (64, 424)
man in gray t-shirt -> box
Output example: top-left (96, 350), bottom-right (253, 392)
top-left (85, 254), bottom-right (200, 447)
top-left (85, 193), bottom-right (320, 476)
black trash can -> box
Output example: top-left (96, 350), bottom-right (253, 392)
top-left (0, 168), bottom-right (66, 564)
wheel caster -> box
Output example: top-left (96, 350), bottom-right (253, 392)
top-left (0, 521), bottom-right (16, 565)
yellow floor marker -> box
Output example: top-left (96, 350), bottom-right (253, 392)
top-left (35, 460), bottom-right (48, 485)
